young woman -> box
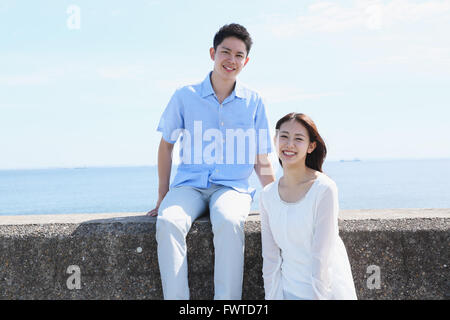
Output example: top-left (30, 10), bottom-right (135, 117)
top-left (260, 112), bottom-right (357, 300)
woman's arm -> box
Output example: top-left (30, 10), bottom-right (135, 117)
top-left (310, 183), bottom-right (339, 299)
top-left (260, 196), bottom-right (283, 299)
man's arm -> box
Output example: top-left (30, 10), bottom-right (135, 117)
top-left (147, 137), bottom-right (175, 216)
top-left (254, 154), bottom-right (276, 187)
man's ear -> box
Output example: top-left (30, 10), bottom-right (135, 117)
top-left (210, 47), bottom-right (215, 61)
top-left (243, 56), bottom-right (250, 67)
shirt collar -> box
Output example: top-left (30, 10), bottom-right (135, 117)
top-left (233, 80), bottom-right (245, 99)
top-left (201, 71), bottom-right (245, 99)
top-left (200, 72), bottom-right (215, 98)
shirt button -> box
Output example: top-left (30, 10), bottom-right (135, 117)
top-left (220, 121), bottom-right (224, 126)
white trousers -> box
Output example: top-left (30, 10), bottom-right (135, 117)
top-left (155, 184), bottom-right (252, 300)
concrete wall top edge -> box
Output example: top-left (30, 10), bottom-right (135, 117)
top-left (0, 209), bottom-right (449, 227)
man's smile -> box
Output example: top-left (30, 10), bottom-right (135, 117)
top-left (223, 65), bottom-right (236, 72)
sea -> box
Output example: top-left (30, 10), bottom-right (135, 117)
top-left (0, 159), bottom-right (449, 216)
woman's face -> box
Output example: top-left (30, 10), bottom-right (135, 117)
top-left (274, 119), bottom-right (316, 167)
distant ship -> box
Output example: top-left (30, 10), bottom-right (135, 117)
top-left (339, 158), bottom-right (361, 162)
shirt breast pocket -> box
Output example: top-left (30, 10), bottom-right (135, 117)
top-left (232, 118), bottom-right (254, 129)
top-left (228, 103), bottom-right (254, 129)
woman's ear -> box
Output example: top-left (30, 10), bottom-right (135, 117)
top-left (308, 141), bottom-right (317, 154)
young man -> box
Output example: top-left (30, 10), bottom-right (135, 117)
top-left (147, 23), bottom-right (276, 300)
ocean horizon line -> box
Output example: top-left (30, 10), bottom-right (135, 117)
top-left (2, 158), bottom-right (449, 215)
top-left (1, 157), bottom-right (449, 171)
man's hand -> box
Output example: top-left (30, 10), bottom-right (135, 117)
top-left (146, 206), bottom-right (159, 217)
top-left (146, 137), bottom-right (174, 217)
top-left (254, 153), bottom-right (276, 187)
top-left (146, 196), bottom-right (164, 217)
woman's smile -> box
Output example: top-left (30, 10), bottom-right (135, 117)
top-left (281, 150), bottom-right (298, 158)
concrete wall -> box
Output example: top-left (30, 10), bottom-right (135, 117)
top-left (0, 209), bottom-right (449, 300)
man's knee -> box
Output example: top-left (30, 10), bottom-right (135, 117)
top-left (211, 210), bottom-right (246, 236)
top-left (210, 189), bottom-right (251, 231)
top-left (156, 207), bottom-right (191, 240)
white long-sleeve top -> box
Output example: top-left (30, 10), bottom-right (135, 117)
top-left (260, 172), bottom-right (357, 300)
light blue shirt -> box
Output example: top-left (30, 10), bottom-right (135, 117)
top-left (157, 72), bottom-right (272, 197)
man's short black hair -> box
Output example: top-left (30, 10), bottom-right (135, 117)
top-left (213, 23), bottom-right (253, 56)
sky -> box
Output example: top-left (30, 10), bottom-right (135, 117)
top-left (1, 0), bottom-right (449, 169)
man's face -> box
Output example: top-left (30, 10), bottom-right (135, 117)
top-left (210, 36), bottom-right (249, 81)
